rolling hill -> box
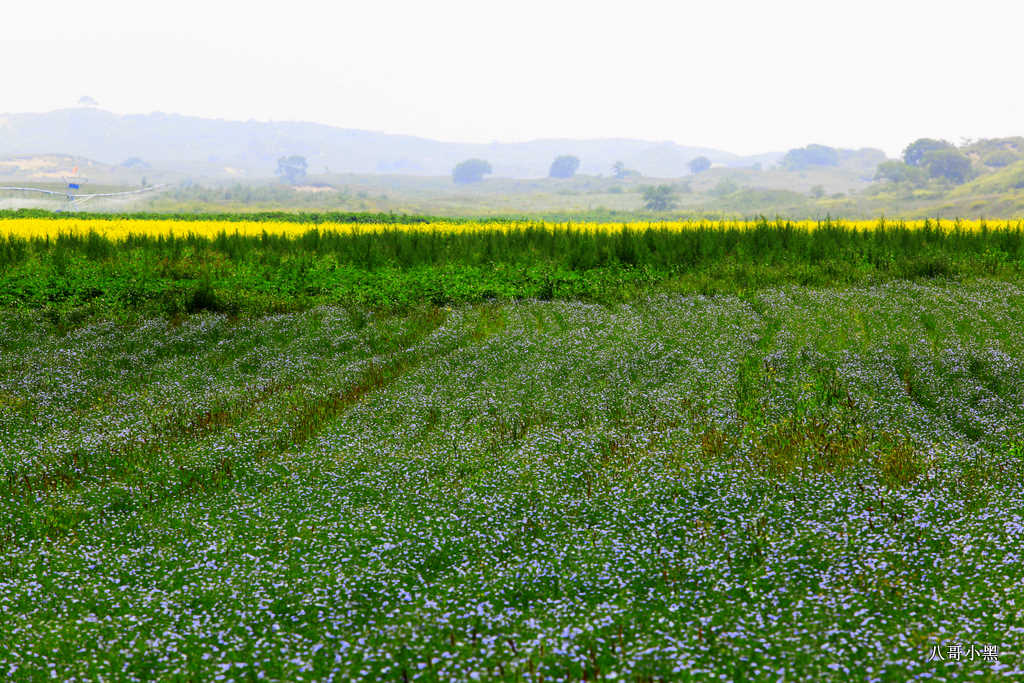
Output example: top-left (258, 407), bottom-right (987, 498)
top-left (0, 108), bottom-right (783, 179)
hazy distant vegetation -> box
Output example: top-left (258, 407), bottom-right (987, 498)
top-left (0, 108), bottom-right (760, 178)
top-left (452, 159), bottom-right (493, 184)
top-left (688, 156), bottom-right (711, 174)
top-left (2, 108), bottom-right (1024, 219)
top-left (548, 155), bottom-right (580, 179)
top-left (275, 155), bottom-right (309, 184)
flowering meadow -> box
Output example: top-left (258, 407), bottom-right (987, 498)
top-left (1, 277), bottom-right (1023, 680)
top-left (0, 213), bottom-right (1022, 241)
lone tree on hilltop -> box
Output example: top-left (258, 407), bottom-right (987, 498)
top-left (549, 155), bottom-right (580, 179)
top-left (641, 185), bottom-right (679, 211)
top-left (903, 138), bottom-right (954, 167)
top-left (688, 156), bottom-right (711, 174)
top-left (276, 155), bottom-right (308, 184)
top-left (453, 158), bottom-right (492, 184)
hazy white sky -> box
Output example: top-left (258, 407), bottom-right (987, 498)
top-left (2, 0), bottom-right (1020, 157)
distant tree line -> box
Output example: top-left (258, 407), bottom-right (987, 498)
top-left (875, 138), bottom-right (976, 185)
top-left (781, 144), bottom-right (840, 171)
top-left (450, 155), bottom-right (582, 183)
top-left (449, 155), bottom-right (711, 183)
top-left (447, 138), bottom-right (991, 191)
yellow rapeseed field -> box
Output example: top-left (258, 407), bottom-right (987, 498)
top-left (0, 217), bottom-right (1016, 241)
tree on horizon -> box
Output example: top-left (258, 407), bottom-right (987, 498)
top-left (452, 159), bottom-right (493, 184)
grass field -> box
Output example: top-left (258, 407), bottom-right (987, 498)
top-left (1, 213), bottom-right (1023, 680)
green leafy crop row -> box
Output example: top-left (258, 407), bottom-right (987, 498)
top-left (2, 221), bottom-right (1023, 320)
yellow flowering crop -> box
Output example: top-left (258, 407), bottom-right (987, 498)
top-left (0, 217), bottom-right (1019, 241)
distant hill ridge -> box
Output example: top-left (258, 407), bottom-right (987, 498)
top-left (0, 108), bottom-right (788, 179)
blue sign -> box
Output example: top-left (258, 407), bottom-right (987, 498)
top-left (68, 183), bottom-right (80, 189)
